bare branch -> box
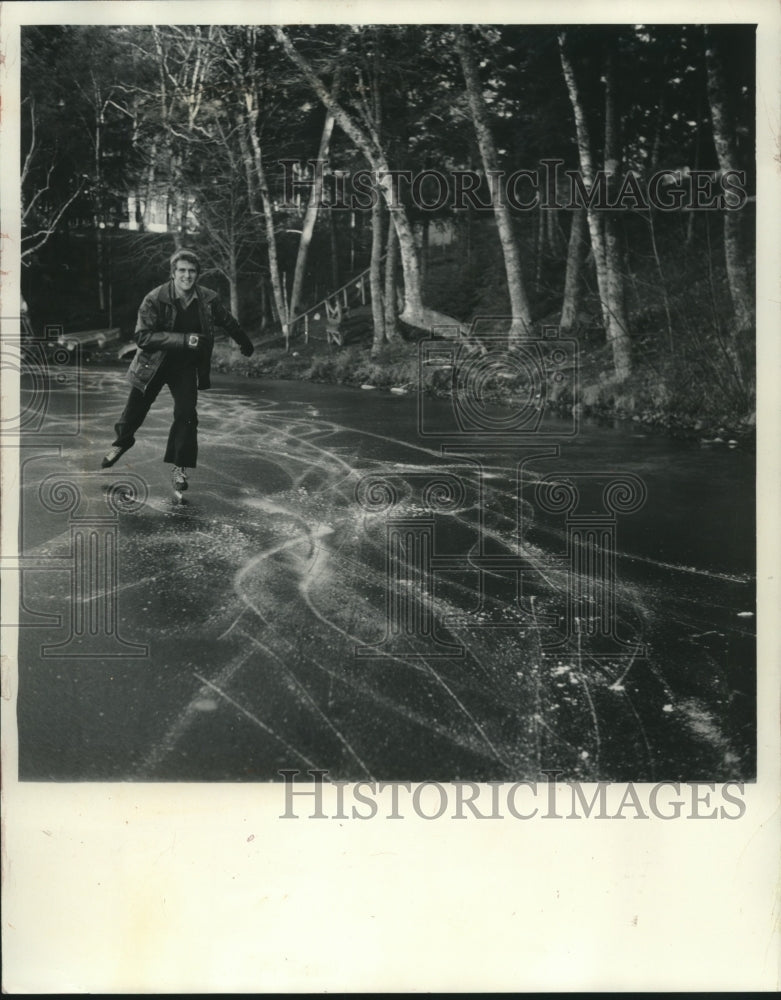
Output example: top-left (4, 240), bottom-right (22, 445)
top-left (22, 162), bottom-right (56, 222)
top-left (21, 98), bottom-right (37, 187)
top-left (271, 27), bottom-right (380, 166)
top-left (21, 176), bottom-right (85, 261)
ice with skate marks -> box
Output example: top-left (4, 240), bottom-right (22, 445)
top-left (242, 494), bottom-right (335, 539)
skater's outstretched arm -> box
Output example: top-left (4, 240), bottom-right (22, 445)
top-left (211, 298), bottom-right (255, 357)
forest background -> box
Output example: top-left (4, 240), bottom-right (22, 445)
top-left (20, 23), bottom-right (756, 437)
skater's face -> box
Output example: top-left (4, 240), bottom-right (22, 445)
top-left (173, 262), bottom-right (198, 297)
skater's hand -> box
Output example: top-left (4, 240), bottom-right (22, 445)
top-left (240, 342), bottom-right (255, 357)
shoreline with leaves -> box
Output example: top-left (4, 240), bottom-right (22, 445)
top-left (206, 333), bottom-right (755, 448)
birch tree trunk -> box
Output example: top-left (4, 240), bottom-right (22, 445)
top-left (141, 142), bottom-right (157, 230)
top-left (535, 207), bottom-right (544, 292)
top-left (259, 277), bottom-right (269, 332)
top-left (370, 185), bottom-right (386, 353)
top-left (328, 207), bottom-right (340, 289)
top-left (245, 106), bottom-right (289, 338)
top-left (456, 26), bottom-right (532, 341)
top-left (558, 33), bottom-right (609, 326)
top-left (384, 210), bottom-right (400, 342)
top-left (602, 46), bottom-right (632, 379)
top-left (236, 125), bottom-right (258, 215)
top-left (559, 31), bottom-right (631, 380)
top-left (94, 108), bottom-right (106, 312)
top-left (288, 109), bottom-right (336, 324)
top-left (420, 214), bottom-right (430, 287)
top-left (560, 208), bottom-right (586, 333)
top-left (233, 48), bottom-right (288, 339)
top-left (546, 206), bottom-right (557, 253)
top-left (228, 244), bottom-right (239, 320)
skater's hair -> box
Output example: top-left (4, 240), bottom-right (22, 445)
top-left (170, 248), bottom-right (201, 276)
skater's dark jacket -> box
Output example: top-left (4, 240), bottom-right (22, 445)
top-left (127, 280), bottom-right (254, 393)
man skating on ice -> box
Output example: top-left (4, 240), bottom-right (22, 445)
top-left (102, 249), bottom-right (255, 496)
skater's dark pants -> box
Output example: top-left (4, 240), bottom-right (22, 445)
top-left (112, 358), bottom-right (199, 468)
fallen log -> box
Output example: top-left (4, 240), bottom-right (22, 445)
top-left (398, 305), bottom-right (469, 339)
top-left (57, 327), bottom-right (121, 352)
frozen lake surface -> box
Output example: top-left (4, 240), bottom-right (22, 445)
top-left (17, 367), bottom-right (755, 781)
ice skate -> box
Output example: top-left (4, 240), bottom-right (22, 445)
top-left (172, 466), bottom-right (189, 502)
top-left (101, 443), bottom-right (131, 469)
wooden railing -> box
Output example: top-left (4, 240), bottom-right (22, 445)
top-left (287, 255), bottom-right (386, 345)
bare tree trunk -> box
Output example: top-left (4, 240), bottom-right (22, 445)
top-left (328, 207), bottom-right (340, 289)
top-left (95, 230), bottom-right (106, 311)
top-left (558, 33), bottom-right (610, 328)
top-left (236, 126), bottom-right (258, 215)
top-left (456, 26), bottom-right (532, 341)
top-left (94, 99), bottom-right (106, 312)
top-left (388, 205), bottom-right (439, 327)
top-left (245, 100), bottom-right (289, 338)
top-left (603, 46), bottom-right (632, 380)
top-left (559, 31), bottom-right (631, 380)
top-left (645, 208), bottom-right (675, 354)
top-left (141, 144), bottom-right (157, 230)
top-left (546, 206), bottom-right (557, 252)
top-left (685, 96), bottom-right (702, 247)
top-left (603, 216), bottom-right (631, 379)
top-left (178, 189), bottom-right (189, 240)
top-left (384, 210), bottom-right (400, 341)
top-left (228, 243), bottom-right (239, 321)
top-left (560, 208), bottom-right (586, 333)
top-left (370, 185), bottom-right (386, 353)
top-left (704, 26), bottom-right (754, 338)
top-left (289, 109), bottom-right (336, 323)
top-left (535, 206), bottom-right (545, 292)
top-left (259, 275), bottom-right (269, 331)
